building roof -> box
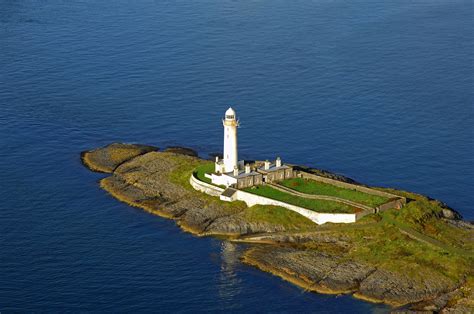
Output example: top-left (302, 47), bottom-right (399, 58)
top-left (225, 107), bottom-right (236, 117)
top-left (221, 188), bottom-right (237, 198)
top-left (222, 169), bottom-right (261, 179)
top-left (258, 163), bottom-right (291, 173)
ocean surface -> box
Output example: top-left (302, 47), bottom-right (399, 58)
top-left (1, 0), bottom-right (473, 312)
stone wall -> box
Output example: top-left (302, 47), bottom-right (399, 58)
top-left (269, 183), bottom-right (375, 213)
top-left (189, 174), bottom-right (224, 197)
top-left (355, 210), bottom-right (373, 220)
top-left (375, 198), bottom-right (406, 213)
top-left (262, 167), bottom-right (294, 184)
top-left (237, 173), bottom-right (263, 189)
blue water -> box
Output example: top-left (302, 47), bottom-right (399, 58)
top-left (1, 0), bottom-right (473, 312)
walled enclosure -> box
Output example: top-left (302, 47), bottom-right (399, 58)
top-left (191, 168), bottom-right (406, 225)
top-left (297, 171), bottom-right (406, 212)
top-left (190, 173), bottom-right (358, 225)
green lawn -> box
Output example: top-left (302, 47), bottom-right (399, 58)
top-left (243, 185), bottom-right (358, 213)
top-left (280, 178), bottom-right (388, 207)
top-left (243, 205), bottom-right (317, 230)
top-left (193, 162), bottom-right (215, 184)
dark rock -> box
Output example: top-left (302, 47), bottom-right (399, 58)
top-left (441, 208), bottom-right (462, 220)
top-left (244, 247), bottom-right (375, 293)
top-left (359, 269), bottom-right (455, 305)
top-left (444, 219), bottom-right (474, 230)
top-left (292, 165), bottom-right (358, 184)
top-left (164, 146), bottom-right (198, 157)
top-left (206, 215), bottom-right (287, 235)
top-left (208, 152), bottom-right (223, 160)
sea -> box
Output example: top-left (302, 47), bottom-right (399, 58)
top-left (1, 0), bottom-right (472, 312)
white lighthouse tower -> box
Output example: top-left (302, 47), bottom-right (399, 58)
top-left (211, 107), bottom-right (243, 187)
top-left (222, 107), bottom-right (239, 173)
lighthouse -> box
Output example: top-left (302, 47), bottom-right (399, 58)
top-left (222, 107), bottom-right (239, 173)
top-left (209, 107), bottom-right (293, 189)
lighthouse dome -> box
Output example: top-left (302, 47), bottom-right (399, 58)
top-left (225, 107), bottom-right (236, 120)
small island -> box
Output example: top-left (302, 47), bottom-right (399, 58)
top-left (81, 108), bottom-right (473, 312)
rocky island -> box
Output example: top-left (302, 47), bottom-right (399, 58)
top-left (82, 142), bottom-right (473, 313)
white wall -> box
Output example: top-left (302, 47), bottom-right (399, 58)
top-left (233, 189), bottom-right (356, 225)
top-left (190, 175), bottom-right (358, 225)
top-left (189, 174), bottom-right (224, 197)
top-left (210, 173), bottom-right (236, 187)
top-left (215, 162), bottom-right (224, 173)
top-left (223, 121), bottom-right (238, 173)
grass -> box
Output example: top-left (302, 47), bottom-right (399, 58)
top-left (280, 178), bottom-right (389, 207)
top-left (193, 162), bottom-right (215, 184)
top-left (166, 154), bottom-right (203, 189)
top-left (168, 153), bottom-right (474, 283)
top-left (243, 185), bottom-right (358, 213)
top-left (339, 222), bottom-right (472, 282)
top-left (298, 194), bottom-right (474, 285)
top-left (166, 154), bottom-right (247, 212)
top-left (299, 218), bottom-right (472, 285)
top-left (242, 205), bottom-right (317, 231)
top-left (102, 149), bottom-right (474, 296)
top-left (378, 195), bottom-right (474, 253)
top-left (166, 154), bottom-right (319, 231)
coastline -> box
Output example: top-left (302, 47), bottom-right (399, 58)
top-left (241, 248), bottom-right (358, 296)
top-left (81, 143), bottom-right (474, 312)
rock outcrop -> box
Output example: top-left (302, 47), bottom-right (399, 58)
top-left (81, 143), bottom-right (157, 173)
top-left (95, 148), bottom-right (295, 235)
top-left (163, 146), bottom-right (198, 157)
top-left (243, 247), bottom-right (376, 294)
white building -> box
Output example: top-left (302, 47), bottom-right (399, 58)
top-left (210, 107), bottom-right (243, 187)
top-left (215, 107), bottom-right (239, 174)
top-left (208, 107), bottom-right (293, 188)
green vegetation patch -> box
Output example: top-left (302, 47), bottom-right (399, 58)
top-left (243, 185), bottom-right (357, 213)
top-left (335, 222), bottom-right (472, 282)
top-left (280, 178), bottom-right (388, 207)
top-left (167, 154), bottom-right (247, 212)
top-left (380, 200), bottom-right (474, 253)
top-left (301, 198), bottom-right (473, 284)
top-left (243, 205), bottom-right (317, 231)
top-left (193, 162), bottom-right (215, 184)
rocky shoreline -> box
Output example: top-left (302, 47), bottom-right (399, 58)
top-left (82, 143), bottom-right (474, 312)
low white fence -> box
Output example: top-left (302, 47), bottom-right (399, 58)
top-left (189, 174), bottom-right (224, 197)
top-left (233, 189), bottom-right (356, 225)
